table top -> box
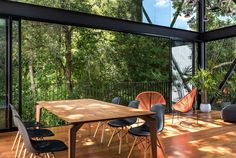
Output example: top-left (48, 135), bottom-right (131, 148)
top-left (37, 99), bottom-right (155, 123)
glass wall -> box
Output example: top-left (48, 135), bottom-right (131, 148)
top-left (13, 0), bottom-right (198, 31)
top-left (15, 20), bottom-right (170, 125)
top-left (171, 40), bottom-right (194, 103)
top-left (206, 37), bottom-right (236, 108)
top-left (0, 19), bottom-right (6, 129)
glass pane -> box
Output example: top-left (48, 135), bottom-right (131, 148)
top-left (20, 20), bottom-right (170, 125)
top-left (206, 0), bottom-right (236, 31)
top-left (12, 21), bottom-right (20, 114)
top-left (0, 19), bottom-right (6, 129)
top-left (206, 37), bottom-right (236, 109)
top-left (171, 41), bottom-right (194, 102)
top-left (13, 0), bottom-right (198, 31)
top-left (143, 0), bottom-right (198, 31)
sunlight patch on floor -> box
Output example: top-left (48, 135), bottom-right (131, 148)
top-left (198, 146), bottom-right (234, 156)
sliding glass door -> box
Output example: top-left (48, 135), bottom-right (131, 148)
top-left (0, 18), bottom-right (7, 129)
top-left (171, 40), bottom-right (195, 103)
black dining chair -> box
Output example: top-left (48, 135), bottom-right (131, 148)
top-left (93, 97), bottom-right (121, 143)
top-left (107, 100), bottom-right (140, 154)
top-left (14, 115), bottom-right (68, 158)
top-left (127, 104), bottom-right (167, 158)
top-left (10, 104), bottom-right (54, 157)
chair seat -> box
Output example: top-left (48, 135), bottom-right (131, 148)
top-left (128, 125), bottom-right (150, 137)
top-left (108, 119), bottom-right (132, 127)
top-left (28, 129), bottom-right (54, 138)
top-left (32, 140), bottom-right (68, 153)
top-left (24, 121), bottom-right (43, 128)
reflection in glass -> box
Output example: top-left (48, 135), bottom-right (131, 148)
top-left (171, 41), bottom-right (194, 102)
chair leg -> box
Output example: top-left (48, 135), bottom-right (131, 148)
top-left (196, 110), bottom-right (199, 125)
top-left (101, 123), bottom-right (105, 143)
top-left (127, 137), bottom-right (138, 158)
top-left (19, 142), bottom-right (25, 158)
top-left (46, 153), bottom-right (51, 158)
top-left (12, 131), bottom-right (19, 150)
top-left (107, 128), bottom-right (116, 147)
top-left (144, 137), bottom-right (148, 158)
top-left (51, 152), bottom-right (56, 158)
top-left (156, 135), bottom-right (167, 158)
top-left (22, 148), bottom-right (27, 158)
top-left (93, 122), bottom-right (101, 138)
top-left (30, 153), bottom-right (34, 158)
top-left (88, 123), bottom-right (92, 136)
top-left (118, 130), bottom-right (123, 154)
top-left (172, 109), bottom-right (175, 124)
top-left (126, 133), bottom-right (129, 144)
top-left (15, 135), bottom-right (22, 158)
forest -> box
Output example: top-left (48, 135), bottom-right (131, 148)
top-left (0, 0), bottom-right (235, 126)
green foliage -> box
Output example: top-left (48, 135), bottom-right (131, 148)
top-left (0, 20), bottom-right (6, 104)
top-left (190, 68), bottom-right (217, 103)
top-left (191, 69), bottom-right (217, 93)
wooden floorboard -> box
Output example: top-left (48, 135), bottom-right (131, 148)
top-left (0, 111), bottom-right (236, 158)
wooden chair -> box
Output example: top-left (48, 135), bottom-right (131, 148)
top-left (172, 88), bottom-right (197, 124)
top-left (135, 91), bottom-right (166, 110)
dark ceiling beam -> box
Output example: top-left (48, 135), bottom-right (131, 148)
top-left (0, 1), bottom-right (200, 41)
top-left (203, 25), bottom-right (236, 42)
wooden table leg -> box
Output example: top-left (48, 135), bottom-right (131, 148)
top-left (141, 115), bottom-right (157, 158)
top-left (36, 104), bottom-right (43, 124)
top-left (68, 123), bottom-right (84, 158)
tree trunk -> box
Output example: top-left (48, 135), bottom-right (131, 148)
top-left (63, 25), bottom-right (73, 93)
top-left (29, 49), bottom-right (36, 99)
top-left (201, 90), bottom-right (208, 103)
top-left (170, 0), bottom-right (185, 28)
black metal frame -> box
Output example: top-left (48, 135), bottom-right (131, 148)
top-left (203, 25), bottom-right (236, 42)
top-left (0, 1), bottom-right (199, 41)
top-left (6, 17), bottom-right (13, 129)
top-left (18, 20), bottom-right (22, 117)
top-left (0, 0), bottom-right (235, 132)
top-left (4, 17), bottom-right (8, 130)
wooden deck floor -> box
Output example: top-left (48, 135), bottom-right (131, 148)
top-left (0, 111), bottom-right (236, 158)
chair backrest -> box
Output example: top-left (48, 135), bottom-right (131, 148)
top-left (143, 104), bottom-right (165, 132)
top-left (112, 97), bottom-right (121, 104)
top-left (128, 100), bottom-right (140, 109)
top-left (13, 115), bottom-right (37, 153)
top-left (9, 104), bottom-right (21, 127)
top-left (172, 88), bottom-right (197, 113)
top-left (9, 104), bottom-right (20, 118)
top-left (125, 100), bottom-right (140, 124)
top-left (135, 91), bottom-right (166, 110)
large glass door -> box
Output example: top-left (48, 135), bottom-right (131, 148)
top-left (171, 40), bottom-right (195, 103)
top-left (0, 18), bottom-right (7, 129)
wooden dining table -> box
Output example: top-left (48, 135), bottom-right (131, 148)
top-left (36, 99), bottom-right (158, 158)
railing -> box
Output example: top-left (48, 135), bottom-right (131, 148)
top-left (35, 81), bottom-right (171, 107)
top-left (22, 81), bottom-right (171, 125)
